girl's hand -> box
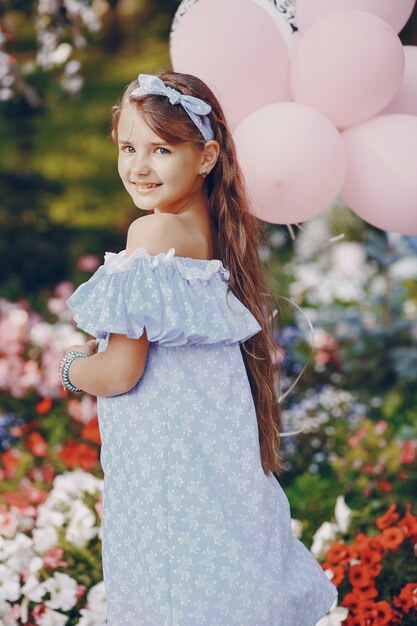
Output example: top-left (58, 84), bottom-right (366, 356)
top-left (64, 339), bottom-right (99, 357)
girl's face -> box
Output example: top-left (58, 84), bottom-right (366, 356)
top-left (117, 102), bottom-right (207, 214)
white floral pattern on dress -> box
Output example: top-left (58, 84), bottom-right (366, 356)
top-left (66, 249), bottom-right (338, 625)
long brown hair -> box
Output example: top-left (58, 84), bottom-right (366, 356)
top-left (108, 70), bottom-right (287, 477)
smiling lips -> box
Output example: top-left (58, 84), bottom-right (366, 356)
top-left (133, 182), bottom-right (161, 188)
top-left (132, 182), bottom-right (162, 193)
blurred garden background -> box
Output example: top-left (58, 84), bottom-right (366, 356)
top-left (0, 1), bottom-right (417, 624)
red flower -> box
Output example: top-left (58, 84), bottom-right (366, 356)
top-left (376, 504), bottom-right (400, 530)
top-left (377, 527), bottom-right (405, 551)
top-left (399, 439), bottom-right (417, 465)
top-left (32, 603), bottom-right (46, 620)
top-left (326, 540), bottom-right (353, 566)
top-left (356, 599), bottom-right (393, 625)
top-left (393, 582), bottom-right (417, 613)
top-left (359, 541), bottom-right (384, 567)
top-left (351, 581), bottom-right (378, 600)
top-left (378, 480), bottom-right (393, 493)
top-left (25, 432), bottom-right (48, 457)
top-left (35, 398), bottom-right (53, 415)
top-left (80, 416), bottom-right (101, 446)
top-left (58, 440), bottom-right (99, 471)
top-left (398, 503), bottom-right (417, 542)
top-left (1, 492), bottom-right (30, 508)
top-left (349, 564), bottom-right (373, 589)
top-left (321, 563), bottom-right (345, 587)
top-left (341, 591), bottom-right (362, 613)
top-left (352, 532), bottom-right (369, 554)
top-left (1, 449), bottom-right (21, 478)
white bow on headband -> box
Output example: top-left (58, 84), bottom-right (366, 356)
top-left (129, 73), bottom-right (215, 142)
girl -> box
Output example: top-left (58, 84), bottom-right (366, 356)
top-left (61, 70), bottom-right (338, 626)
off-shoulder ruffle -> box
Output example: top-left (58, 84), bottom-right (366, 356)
top-left (66, 247), bottom-right (262, 347)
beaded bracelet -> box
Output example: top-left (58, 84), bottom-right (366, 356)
top-left (59, 351), bottom-right (89, 393)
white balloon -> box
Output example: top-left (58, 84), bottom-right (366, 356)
top-left (251, 0), bottom-right (299, 58)
top-left (169, 0), bottom-right (199, 52)
top-left (170, 0), bottom-right (299, 60)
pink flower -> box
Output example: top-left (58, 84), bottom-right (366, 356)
top-left (0, 307), bottom-right (29, 354)
top-left (54, 280), bottom-right (75, 298)
top-left (3, 603), bottom-right (20, 622)
top-left (95, 494), bottom-right (103, 519)
top-left (20, 479), bottom-right (49, 505)
top-left (43, 547), bottom-right (69, 569)
top-left (0, 508), bottom-right (19, 538)
top-left (68, 395), bottom-right (97, 424)
top-left (20, 359), bottom-right (42, 388)
top-left (375, 420), bottom-right (388, 435)
top-left (77, 254), bottom-right (101, 272)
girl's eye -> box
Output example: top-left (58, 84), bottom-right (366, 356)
top-left (121, 146), bottom-right (170, 155)
top-left (155, 147), bottom-right (170, 155)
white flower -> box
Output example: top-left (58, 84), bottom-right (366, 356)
top-left (43, 572), bottom-right (78, 611)
top-left (64, 60), bottom-right (81, 75)
top-left (37, 606), bottom-right (69, 626)
top-left (270, 229), bottom-right (287, 248)
top-left (32, 525), bottom-right (59, 553)
top-left (404, 299), bottom-right (417, 318)
top-left (310, 521), bottom-right (338, 558)
top-left (78, 581), bottom-right (107, 626)
top-left (391, 256), bottom-right (417, 280)
top-left (65, 500), bottom-right (98, 548)
top-left (21, 571), bottom-right (47, 603)
top-left (53, 470), bottom-right (102, 499)
top-left (0, 564), bottom-right (20, 602)
top-left (0, 87), bottom-right (13, 101)
top-left (49, 43), bottom-right (72, 65)
top-left (315, 597), bottom-right (349, 625)
top-left (290, 518), bottom-right (303, 538)
top-left (257, 244), bottom-right (272, 263)
top-left (294, 218), bottom-right (332, 260)
top-left (1, 533), bottom-right (34, 574)
top-left (334, 495), bottom-right (351, 534)
top-left (61, 74), bottom-right (84, 95)
top-left (331, 242), bottom-right (365, 278)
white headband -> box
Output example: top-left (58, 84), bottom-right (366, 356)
top-left (129, 73), bottom-right (215, 142)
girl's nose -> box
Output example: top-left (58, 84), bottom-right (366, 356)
top-left (132, 164), bottom-right (151, 176)
top-left (131, 151), bottom-right (151, 174)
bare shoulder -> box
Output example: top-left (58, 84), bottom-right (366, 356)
top-left (126, 213), bottom-right (204, 258)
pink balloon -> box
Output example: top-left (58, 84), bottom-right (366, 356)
top-left (297, 0), bottom-right (416, 34)
top-left (379, 46), bottom-right (417, 116)
top-left (340, 115), bottom-right (417, 235)
top-left (290, 10), bottom-right (405, 128)
top-left (233, 102), bottom-right (347, 225)
top-left (170, 0), bottom-right (290, 130)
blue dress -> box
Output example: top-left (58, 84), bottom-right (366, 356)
top-left (66, 246), bottom-right (338, 626)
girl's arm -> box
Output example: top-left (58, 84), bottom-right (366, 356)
top-left (65, 332), bottom-right (150, 397)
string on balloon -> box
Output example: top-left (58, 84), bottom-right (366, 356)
top-left (271, 224), bottom-right (344, 436)
top-left (286, 222), bottom-right (345, 244)
top-left (269, 296), bottom-right (316, 437)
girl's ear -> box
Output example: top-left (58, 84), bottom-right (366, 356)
top-left (202, 140), bottom-right (220, 170)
